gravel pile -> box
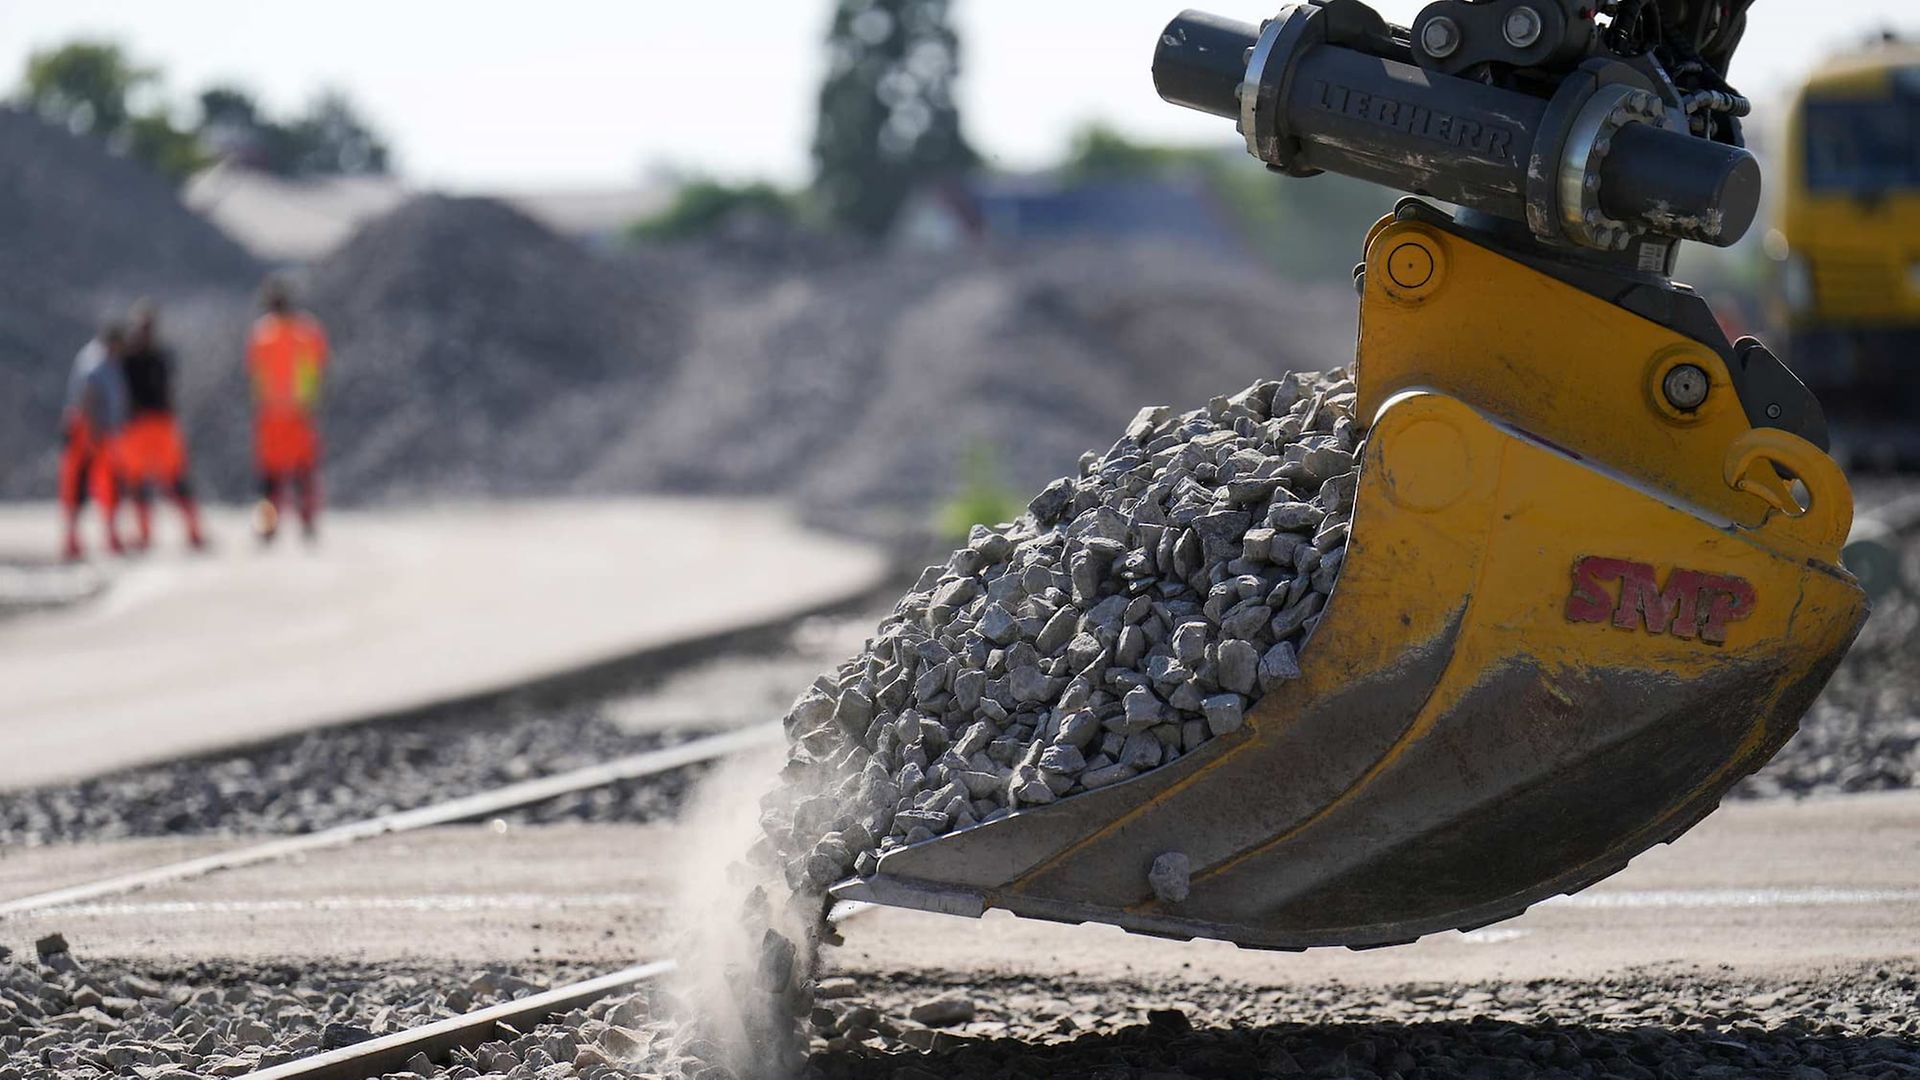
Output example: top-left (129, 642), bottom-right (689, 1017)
top-left (799, 967), bottom-right (1920, 1079)
top-left (296, 196), bottom-right (693, 502)
top-left (0, 937), bottom-right (576, 1079)
top-left (0, 107), bottom-right (1356, 519)
top-left (0, 110), bottom-right (258, 297)
top-left (594, 241), bottom-right (1355, 533)
top-left (769, 370), bottom-right (1358, 889)
top-left (0, 108), bottom-right (260, 500)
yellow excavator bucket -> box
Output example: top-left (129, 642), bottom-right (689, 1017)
top-left (821, 0), bottom-right (1872, 950)
top-left (832, 209), bottom-right (1870, 949)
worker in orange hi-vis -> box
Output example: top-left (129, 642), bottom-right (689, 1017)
top-left (246, 278), bottom-right (329, 543)
top-left (119, 301), bottom-right (208, 552)
top-left (58, 323), bottom-right (130, 560)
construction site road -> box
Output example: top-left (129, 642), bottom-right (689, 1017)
top-left (3, 788), bottom-right (1916, 982)
top-left (0, 499), bottom-right (886, 789)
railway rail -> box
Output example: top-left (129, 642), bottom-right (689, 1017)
top-left (242, 960), bottom-right (678, 1080)
top-left (0, 722), bottom-right (779, 917)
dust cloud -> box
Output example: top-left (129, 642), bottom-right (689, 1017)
top-left (633, 742), bottom-right (834, 1079)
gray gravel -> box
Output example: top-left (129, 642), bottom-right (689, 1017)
top-left (0, 703), bottom-right (694, 849)
top-left (0, 937), bottom-right (582, 1080)
top-left (0, 107), bottom-right (260, 506)
top-left (1743, 534), bottom-right (1920, 799)
top-left (590, 240), bottom-right (1356, 535)
top-left (798, 966), bottom-right (1920, 1080)
top-left (354, 963), bottom-right (1920, 1080)
top-left (769, 370), bottom-right (1361, 894)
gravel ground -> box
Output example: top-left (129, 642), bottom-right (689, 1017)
top-left (0, 936), bottom-right (589, 1080)
top-left (14, 945), bottom-right (1917, 1079)
top-left (0, 609), bottom-right (880, 848)
top-left (794, 967), bottom-right (1920, 1080)
top-left (346, 962), bottom-right (1920, 1080)
top-left (0, 702), bottom-right (695, 848)
top-left (1742, 531), bottom-right (1920, 799)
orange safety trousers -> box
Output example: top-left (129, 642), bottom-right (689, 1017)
top-left (255, 408), bottom-right (320, 476)
top-left (118, 413), bottom-right (190, 487)
top-left (58, 418), bottom-right (119, 512)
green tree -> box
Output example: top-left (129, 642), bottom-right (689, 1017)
top-left (284, 91), bottom-right (391, 176)
top-left (197, 84), bottom-right (263, 129)
top-left (630, 179), bottom-right (793, 242)
top-left (17, 44), bottom-right (393, 184)
top-left (811, 0), bottom-right (974, 238)
top-left (125, 110), bottom-right (205, 181)
top-left (21, 42), bottom-right (203, 181)
top-left (195, 84), bottom-right (390, 177)
top-left (21, 41), bottom-right (151, 136)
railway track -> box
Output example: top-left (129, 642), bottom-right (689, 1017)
top-left (241, 960), bottom-right (679, 1080)
top-left (0, 722), bottom-right (779, 917)
top-left (1, 718), bottom-right (811, 1080)
top-left (0, 581), bottom-right (899, 1080)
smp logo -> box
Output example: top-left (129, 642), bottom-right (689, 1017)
top-left (1564, 556), bottom-right (1757, 646)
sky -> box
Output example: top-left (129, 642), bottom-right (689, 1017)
top-left (1, 1), bottom-right (1915, 193)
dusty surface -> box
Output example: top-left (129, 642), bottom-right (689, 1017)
top-left (2, 793), bottom-right (1915, 981)
top-left (827, 790), bottom-right (1920, 986)
top-left (0, 835), bottom-right (234, 903)
top-left (0, 823), bottom-right (681, 967)
top-left (0, 500), bottom-right (884, 789)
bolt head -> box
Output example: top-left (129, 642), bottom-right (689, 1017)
top-left (1503, 6), bottom-right (1544, 48)
top-left (1662, 364), bottom-right (1711, 411)
top-left (1421, 16), bottom-right (1462, 58)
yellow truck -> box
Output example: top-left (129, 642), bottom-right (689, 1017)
top-left (1779, 38), bottom-right (1920, 468)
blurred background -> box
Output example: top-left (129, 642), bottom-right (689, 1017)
top-left (0, 0), bottom-right (1916, 541)
top-left (1, 4), bottom-right (1919, 1047)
